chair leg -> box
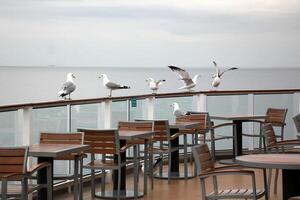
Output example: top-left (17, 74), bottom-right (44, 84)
top-left (159, 153), bottom-right (163, 176)
top-left (101, 169), bottom-right (106, 194)
top-left (74, 157), bottom-right (79, 200)
top-left (2, 179), bottom-right (7, 200)
top-left (184, 133), bottom-right (188, 179)
top-left (267, 169), bottom-right (272, 198)
top-left (274, 169), bottom-right (279, 194)
top-left (168, 151), bottom-right (172, 184)
top-left (91, 169), bottom-right (95, 198)
top-left (117, 168), bottom-right (121, 200)
top-left (47, 164), bottom-right (53, 200)
top-left (79, 158), bottom-right (83, 200)
top-left (22, 177), bottom-right (29, 200)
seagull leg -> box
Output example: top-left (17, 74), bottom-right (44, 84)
top-left (109, 90), bottom-right (112, 97)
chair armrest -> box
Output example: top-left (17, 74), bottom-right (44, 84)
top-left (120, 144), bottom-right (134, 152)
top-left (213, 164), bottom-right (241, 171)
top-left (0, 172), bottom-right (25, 180)
top-left (27, 162), bottom-right (51, 175)
top-left (211, 122), bottom-right (235, 129)
top-left (199, 169), bottom-right (254, 179)
top-left (170, 132), bottom-right (183, 140)
top-left (268, 140), bottom-right (300, 149)
top-left (242, 119), bottom-right (264, 124)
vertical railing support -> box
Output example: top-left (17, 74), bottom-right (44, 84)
top-left (146, 96), bottom-right (155, 120)
top-left (293, 92), bottom-right (300, 135)
top-left (248, 94), bottom-right (255, 150)
top-left (127, 99), bottom-right (131, 121)
top-left (66, 105), bottom-right (72, 132)
top-left (17, 107), bottom-right (32, 146)
top-left (104, 100), bottom-right (112, 128)
top-left (196, 94), bottom-right (206, 112)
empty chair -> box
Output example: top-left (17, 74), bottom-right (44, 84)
top-left (293, 114), bottom-right (300, 138)
top-left (118, 121), bottom-right (154, 188)
top-left (262, 123), bottom-right (300, 195)
top-left (0, 146), bottom-right (52, 200)
top-left (77, 128), bottom-right (131, 200)
top-left (192, 143), bottom-right (266, 200)
top-left (39, 132), bottom-right (85, 200)
top-left (243, 108), bottom-right (288, 152)
top-left (186, 112), bottom-right (234, 160)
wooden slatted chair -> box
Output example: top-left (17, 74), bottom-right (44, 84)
top-left (77, 128), bottom-right (132, 200)
top-left (186, 112), bottom-right (234, 161)
top-left (289, 197), bottom-right (300, 200)
top-left (0, 146), bottom-right (51, 200)
top-left (293, 114), bottom-right (300, 138)
top-left (118, 121), bottom-right (154, 188)
top-left (192, 143), bottom-right (266, 200)
top-left (243, 108), bottom-right (288, 152)
top-left (39, 132), bottom-right (85, 200)
top-left (262, 123), bottom-right (300, 195)
top-left (150, 120), bottom-right (181, 183)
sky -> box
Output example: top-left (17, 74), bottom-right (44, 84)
top-left (0, 0), bottom-right (300, 68)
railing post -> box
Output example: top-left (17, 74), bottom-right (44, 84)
top-left (247, 94), bottom-right (254, 150)
top-left (293, 92), bottom-right (300, 136)
top-left (66, 105), bottom-right (72, 132)
top-left (17, 107), bottom-right (32, 146)
top-left (146, 96), bottom-right (155, 120)
top-left (104, 100), bottom-right (112, 128)
top-left (196, 94), bottom-right (206, 112)
top-left (127, 99), bottom-right (131, 121)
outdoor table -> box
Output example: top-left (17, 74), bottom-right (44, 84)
top-left (236, 154), bottom-right (300, 200)
top-left (29, 143), bottom-right (89, 200)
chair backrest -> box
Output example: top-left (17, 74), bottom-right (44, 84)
top-left (78, 128), bottom-right (120, 155)
top-left (192, 143), bottom-right (215, 175)
top-left (135, 119), bottom-right (171, 141)
top-left (118, 121), bottom-right (153, 132)
top-left (176, 113), bottom-right (209, 133)
top-left (262, 123), bottom-right (277, 147)
top-left (40, 132), bottom-right (83, 145)
top-left (293, 114), bottom-right (300, 133)
top-left (265, 108), bottom-right (288, 126)
top-left (0, 147), bottom-right (28, 176)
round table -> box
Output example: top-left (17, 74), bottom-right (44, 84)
top-left (236, 154), bottom-right (300, 200)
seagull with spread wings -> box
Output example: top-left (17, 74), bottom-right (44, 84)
top-left (168, 65), bottom-right (200, 92)
top-left (98, 74), bottom-right (130, 97)
top-left (212, 61), bottom-right (238, 89)
top-left (146, 78), bottom-right (166, 94)
top-left (58, 73), bottom-right (76, 100)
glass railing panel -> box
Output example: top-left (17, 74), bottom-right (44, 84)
top-left (129, 99), bottom-right (146, 121)
top-left (32, 106), bottom-right (68, 175)
top-left (254, 93), bottom-right (294, 142)
top-left (0, 111), bottom-right (18, 146)
top-left (111, 101), bottom-right (128, 128)
top-left (207, 95), bottom-right (249, 150)
top-left (154, 96), bottom-right (196, 122)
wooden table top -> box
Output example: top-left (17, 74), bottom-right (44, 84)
top-left (118, 130), bottom-right (155, 140)
top-left (29, 143), bottom-right (89, 158)
top-left (211, 115), bottom-right (266, 121)
top-left (169, 121), bottom-right (200, 129)
top-left (236, 154), bottom-right (300, 170)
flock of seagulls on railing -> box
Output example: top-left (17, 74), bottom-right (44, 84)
top-left (58, 61), bottom-right (238, 99)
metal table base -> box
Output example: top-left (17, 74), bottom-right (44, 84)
top-left (95, 190), bottom-right (144, 199)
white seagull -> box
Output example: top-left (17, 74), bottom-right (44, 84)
top-left (170, 102), bottom-right (186, 117)
top-left (168, 65), bottom-right (200, 92)
top-left (58, 73), bottom-right (76, 100)
top-left (145, 78), bottom-right (166, 94)
top-left (98, 74), bottom-right (130, 97)
top-left (212, 61), bottom-right (238, 89)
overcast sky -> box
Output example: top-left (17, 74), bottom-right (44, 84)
top-left (0, 0), bottom-right (300, 68)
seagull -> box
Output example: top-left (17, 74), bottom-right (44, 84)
top-left (98, 74), bottom-right (130, 97)
top-left (145, 78), bottom-right (166, 94)
top-left (168, 65), bottom-right (200, 92)
top-left (212, 61), bottom-right (238, 89)
top-left (170, 102), bottom-right (186, 117)
top-left (58, 73), bottom-right (76, 100)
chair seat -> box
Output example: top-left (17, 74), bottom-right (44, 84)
top-left (207, 188), bottom-right (264, 199)
top-left (0, 183), bottom-right (42, 196)
top-left (83, 159), bottom-right (128, 170)
top-left (149, 146), bottom-right (178, 154)
top-left (198, 134), bottom-right (232, 142)
top-left (289, 196), bottom-right (300, 200)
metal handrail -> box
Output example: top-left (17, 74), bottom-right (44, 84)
top-left (1, 88), bottom-right (300, 112)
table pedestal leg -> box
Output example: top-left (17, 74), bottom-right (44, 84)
top-left (282, 169), bottom-right (300, 200)
top-left (37, 157), bottom-right (53, 200)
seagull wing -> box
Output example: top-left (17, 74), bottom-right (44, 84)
top-left (105, 81), bottom-right (122, 89)
top-left (156, 79), bottom-right (166, 86)
top-left (62, 81), bottom-right (76, 93)
top-left (219, 67), bottom-right (238, 77)
top-left (213, 61), bottom-right (220, 76)
top-left (168, 66), bottom-right (193, 85)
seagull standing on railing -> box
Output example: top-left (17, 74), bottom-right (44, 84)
top-left (146, 78), bottom-right (166, 94)
top-left (98, 74), bottom-right (131, 97)
top-left (212, 61), bottom-right (238, 89)
top-left (168, 65), bottom-right (200, 92)
top-left (170, 102), bottom-right (186, 117)
top-left (58, 73), bottom-right (76, 100)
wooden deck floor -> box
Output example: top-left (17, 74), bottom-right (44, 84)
top-left (55, 165), bottom-right (283, 200)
